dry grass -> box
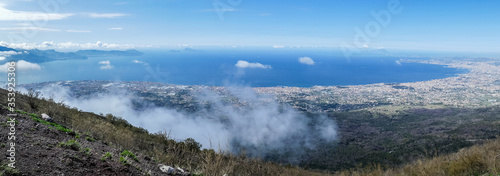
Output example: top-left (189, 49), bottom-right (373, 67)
top-left (337, 138), bottom-right (500, 176)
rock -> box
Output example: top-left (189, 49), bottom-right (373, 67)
top-left (41, 113), bottom-right (53, 122)
top-left (158, 164), bottom-right (175, 174)
top-left (176, 167), bottom-right (185, 173)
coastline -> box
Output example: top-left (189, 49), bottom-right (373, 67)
top-left (255, 59), bottom-right (500, 113)
top-left (17, 59), bottom-right (500, 114)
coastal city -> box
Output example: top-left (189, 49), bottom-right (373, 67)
top-left (21, 58), bottom-right (500, 115)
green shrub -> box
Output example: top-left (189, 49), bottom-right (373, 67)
top-left (121, 150), bottom-right (139, 162)
top-left (59, 139), bottom-right (79, 150)
top-left (101, 152), bottom-right (112, 161)
top-left (85, 137), bottom-right (95, 142)
top-left (119, 156), bottom-right (129, 165)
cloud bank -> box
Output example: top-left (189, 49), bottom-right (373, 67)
top-left (0, 60), bottom-right (41, 72)
top-left (0, 41), bottom-right (136, 50)
top-left (235, 60), bottom-right (272, 69)
top-left (25, 84), bottom-right (338, 164)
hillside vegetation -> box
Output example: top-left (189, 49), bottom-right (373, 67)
top-left (0, 88), bottom-right (324, 175)
top-left (1, 87), bottom-right (500, 175)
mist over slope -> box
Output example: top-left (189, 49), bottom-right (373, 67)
top-left (21, 83), bottom-right (338, 163)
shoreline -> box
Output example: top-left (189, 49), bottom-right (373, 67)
top-left (255, 59), bottom-right (500, 112)
top-left (17, 59), bottom-right (500, 113)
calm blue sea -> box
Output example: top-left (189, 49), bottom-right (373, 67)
top-left (13, 49), bottom-right (466, 87)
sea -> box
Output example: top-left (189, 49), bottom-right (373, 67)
top-left (12, 49), bottom-right (466, 87)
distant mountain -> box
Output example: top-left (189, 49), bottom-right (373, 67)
top-left (168, 47), bottom-right (202, 53)
top-left (10, 49), bottom-right (87, 63)
top-left (0, 46), bottom-right (144, 63)
top-left (0, 46), bottom-right (17, 52)
top-left (75, 49), bottom-right (144, 57)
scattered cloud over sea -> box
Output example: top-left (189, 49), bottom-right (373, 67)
top-left (131, 59), bottom-right (147, 65)
top-left (0, 41), bottom-right (136, 51)
top-left (298, 57), bottom-right (315, 65)
top-left (235, 60), bottom-right (271, 69)
top-left (99, 60), bottom-right (114, 69)
top-left (0, 60), bottom-right (41, 72)
top-left (395, 60), bottom-right (402, 66)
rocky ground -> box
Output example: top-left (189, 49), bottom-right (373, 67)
top-left (0, 106), bottom-right (189, 176)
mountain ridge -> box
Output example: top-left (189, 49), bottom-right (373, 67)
top-left (0, 46), bottom-right (143, 63)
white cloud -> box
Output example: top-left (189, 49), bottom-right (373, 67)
top-left (99, 60), bottom-right (111, 65)
top-left (0, 27), bottom-right (61, 31)
top-left (0, 3), bottom-right (73, 21)
top-left (87, 13), bottom-right (128, 18)
top-left (0, 50), bottom-right (22, 57)
top-left (26, 84), bottom-right (338, 159)
top-left (66, 30), bottom-right (91, 33)
top-left (272, 45), bottom-right (285, 48)
top-left (131, 60), bottom-right (148, 65)
top-left (298, 57), bottom-right (315, 65)
top-left (131, 60), bottom-right (143, 64)
top-left (0, 57), bottom-right (5, 61)
top-left (99, 60), bottom-right (114, 69)
top-left (0, 60), bottom-right (41, 72)
top-left (395, 60), bottom-right (402, 66)
top-left (235, 60), bottom-right (271, 69)
top-left (108, 27), bottom-right (123, 30)
top-left (0, 41), bottom-right (136, 50)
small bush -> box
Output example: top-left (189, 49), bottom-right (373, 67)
top-left (83, 148), bottom-right (91, 155)
top-left (85, 137), bottom-right (95, 142)
top-left (119, 156), bottom-right (129, 165)
top-left (121, 150), bottom-right (139, 162)
top-left (101, 152), bottom-right (112, 161)
top-left (59, 139), bottom-right (79, 150)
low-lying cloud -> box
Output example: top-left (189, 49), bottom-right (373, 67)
top-left (0, 41), bottom-right (136, 50)
top-left (99, 60), bottom-right (114, 69)
top-left (24, 83), bottom-right (338, 164)
top-left (298, 57), bottom-right (315, 65)
top-left (0, 50), bottom-right (22, 60)
top-left (235, 60), bottom-right (272, 69)
top-left (131, 59), bottom-right (147, 65)
top-left (0, 60), bottom-right (41, 72)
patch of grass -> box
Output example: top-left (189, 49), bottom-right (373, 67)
top-left (85, 137), bottom-right (95, 142)
top-left (83, 148), bottom-right (91, 155)
top-left (59, 139), bottom-right (79, 150)
top-left (119, 156), bottom-right (129, 166)
top-left (16, 109), bottom-right (73, 133)
top-left (121, 150), bottom-right (139, 162)
top-left (0, 163), bottom-right (20, 175)
top-left (101, 152), bottom-right (112, 161)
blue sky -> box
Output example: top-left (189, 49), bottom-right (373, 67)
top-left (0, 0), bottom-right (499, 53)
